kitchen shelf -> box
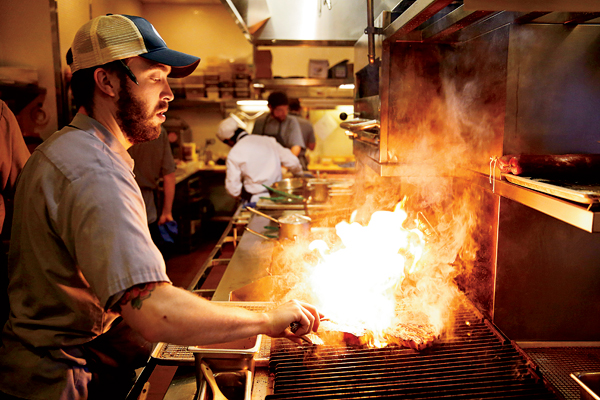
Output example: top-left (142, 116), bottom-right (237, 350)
top-left (169, 98), bottom-right (236, 110)
top-left (253, 78), bottom-right (354, 88)
top-left (353, 146), bottom-right (600, 232)
top-left (473, 173), bottom-right (600, 233)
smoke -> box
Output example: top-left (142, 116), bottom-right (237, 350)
top-left (241, 46), bottom-right (501, 347)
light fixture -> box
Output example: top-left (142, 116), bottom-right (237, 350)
top-left (236, 100), bottom-right (268, 106)
top-left (336, 105), bottom-right (354, 113)
top-left (252, 83), bottom-right (265, 88)
top-left (236, 100), bottom-right (269, 113)
top-left (339, 83), bottom-right (355, 90)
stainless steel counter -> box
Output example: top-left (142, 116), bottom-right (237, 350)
top-left (212, 214), bottom-right (277, 301)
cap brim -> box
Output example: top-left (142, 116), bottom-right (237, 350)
top-left (140, 48), bottom-right (200, 78)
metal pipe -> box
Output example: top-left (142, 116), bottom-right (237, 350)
top-left (366, 0), bottom-right (376, 64)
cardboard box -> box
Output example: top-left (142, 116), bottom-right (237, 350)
top-left (205, 86), bottom-right (220, 100)
top-left (231, 63), bottom-right (250, 75)
top-left (328, 59), bottom-right (349, 78)
top-left (203, 74), bottom-right (220, 85)
top-left (254, 50), bottom-right (272, 79)
top-left (185, 87), bottom-right (205, 100)
top-left (309, 59), bottom-right (329, 78)
top-left (183, 74), bottom-right (204, 86)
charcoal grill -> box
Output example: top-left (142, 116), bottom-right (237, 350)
top-left (265, 306), bottom-right (560, 400)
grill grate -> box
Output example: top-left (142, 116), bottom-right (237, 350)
top-left (525, 347), bottom-right (600, 400)
top-left (266, 308), bottom-right (560, 400)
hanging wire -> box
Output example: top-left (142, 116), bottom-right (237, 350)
top-left (489, 156), bottom-right (499, 193)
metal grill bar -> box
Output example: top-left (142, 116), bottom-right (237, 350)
top-left (266, 308), bottom-right (559, 400)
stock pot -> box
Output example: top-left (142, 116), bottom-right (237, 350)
top-left (245, 207), bottom-right (311, 241)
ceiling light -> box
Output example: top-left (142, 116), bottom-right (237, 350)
top-left (236, 100), bottom-right (267, 106)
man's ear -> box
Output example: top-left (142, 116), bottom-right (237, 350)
top-left (94, 67), bottom-right (119, 98)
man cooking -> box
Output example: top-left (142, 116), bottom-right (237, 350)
top-left (252, 91), bottom-right (305, 158)
top-left (0, 14), bottom-right (321, 400)
top-left (288, 98), bottom-right (316, 170)
top-left (217, 116), bottom-right (303, 204)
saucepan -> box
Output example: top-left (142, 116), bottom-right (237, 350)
top-left (308, 179), bottom-right (329, 203)
top-left (245, 207), bottom-right (311, 241)
top-left (262, 181), bottom-right (307, 205)
top-left (271, 178), bottom-right (305, 196)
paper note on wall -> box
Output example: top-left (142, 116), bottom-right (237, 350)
top-left (313, 113), bottom-right (339, 141)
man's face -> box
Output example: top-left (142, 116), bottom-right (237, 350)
top-left (116, 57), bottom-right (173, 145)
top-left (270, 105), bottom-right (288, 122)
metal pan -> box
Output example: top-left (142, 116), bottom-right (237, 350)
top-left (245, 207), bottom-right (311, 241)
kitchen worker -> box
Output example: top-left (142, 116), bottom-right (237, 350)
top-left (128, 126), bottom-right (178, 259)
top-left (0, 14), bottom-right (321, 400)
top-left (0, 100), bottom-right (30, 327)
top-left (288, 98), bottom-right (316, 170)
top-left (218, 116), bottom-right (303, 204)
top-left (252, 91), bottom-right (305, 158)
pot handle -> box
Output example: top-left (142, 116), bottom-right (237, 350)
top-left (245, 227), bottom-right (276, 241)
top-left (246, 206), bottom-right (280, 224)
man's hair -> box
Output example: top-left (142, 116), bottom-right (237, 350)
top-left (288, 98), bottom-right (301, 112)
top-left (70, 60), bottom-right (126, 116)
top-left (267, 91), bottom-right (288, 108)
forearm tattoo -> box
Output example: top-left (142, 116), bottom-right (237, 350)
top-left (119, 282), bottom-right (157, 310)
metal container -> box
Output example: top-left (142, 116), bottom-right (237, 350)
top-left (188, 334), bottom-right (262, 371)
top-left (309, 180), bottom-right (329, 203)
top-left (245, 207), bottom-right (311, 242)
top-left (277, 213), bottom-right (311, 241)
top-left (271, 178), bottom-right (305, 196)
top-left (571, 372), bottom-right (600, 400)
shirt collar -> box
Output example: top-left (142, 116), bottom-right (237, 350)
top-left (70, 113), bottom-right (135, 170)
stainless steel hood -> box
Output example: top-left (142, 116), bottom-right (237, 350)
top-left (219, 0), bottom-right (380, 46)
top-left (220, 0), bottom-right (600, 47)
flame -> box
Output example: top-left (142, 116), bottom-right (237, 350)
top-left (306, 198), bottom-right (428, 346)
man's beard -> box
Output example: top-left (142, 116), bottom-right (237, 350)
top-left (117, 80), bottom-right (163, 145)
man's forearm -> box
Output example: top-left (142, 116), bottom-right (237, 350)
top-left (120, 284), bottom-right (268, 344)
top-left (119, 283), bottom-right (320, 345)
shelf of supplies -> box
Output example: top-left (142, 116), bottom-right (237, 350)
top-left (253, 78), bottom-right (354, 88)
top-left (169, 98), bottom-right (237, 109)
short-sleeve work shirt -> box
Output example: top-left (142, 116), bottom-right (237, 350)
top-left (0, 113), bottom-right (170, 399)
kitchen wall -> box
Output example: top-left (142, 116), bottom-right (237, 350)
top-left (264, 46), bottom-right (354, 79)
top-left (1, 0), bottom-right (355, 162)
top-left (0, 0), bottom-right (58, 139)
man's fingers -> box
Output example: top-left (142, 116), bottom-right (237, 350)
top-left (289, 303), bottom-right (318, 337)
top-left (294, 300), bottom-right (322, 333)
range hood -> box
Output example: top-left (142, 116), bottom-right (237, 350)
top-left (219, 0), bottom-right (371, 46)
top-left (220, 0), bottom-right (600, 47)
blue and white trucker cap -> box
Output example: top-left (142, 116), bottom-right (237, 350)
top-left (67, 14), bottom-right (200, 78)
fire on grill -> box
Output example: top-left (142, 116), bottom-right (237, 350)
top-left (272, 197), bottom-right (464, 351)
top-left (315, 318), bottom-right (439, 351)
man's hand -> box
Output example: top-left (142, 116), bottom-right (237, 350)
top-left (157, 212), bottom-right (173, 225)
top-left (263, 300), bottom-right (323, 344)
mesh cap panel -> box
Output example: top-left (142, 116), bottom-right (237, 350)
top-left (70, 15), bottom-right (147, 73)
